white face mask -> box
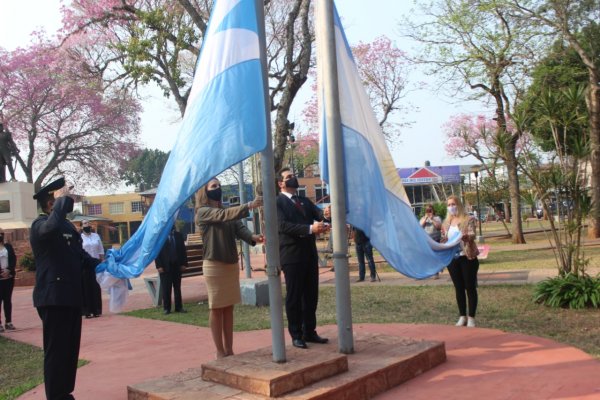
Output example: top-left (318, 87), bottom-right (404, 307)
top-left (447, 205), bottom-right (458, 216)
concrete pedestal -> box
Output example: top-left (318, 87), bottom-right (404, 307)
top-left (240, 278), bottom-right (269, 306)
top-left (0, 181), bottom-right (37, 229)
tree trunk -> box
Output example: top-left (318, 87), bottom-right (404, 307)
top-left (505, 145), bottom-right (526, 243)
top-left (586, 72), bottom-right (600, 238)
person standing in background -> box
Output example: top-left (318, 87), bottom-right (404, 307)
top-left (0, 228), bottom-right (17, 332)
top-left (80, 220), bottom-right (103, 318)
top-left (353, 227), bottom-right (378, 282)
top-left (155, 224), bottom-right (188, 315)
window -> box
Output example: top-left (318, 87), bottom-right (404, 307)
top-left (131, 201), bottom-right (143, 213)
top-left (87, 204), bottom-right (102, 215)
top-left (315, 184), bottom-right (328, 203)
top-left (109, 202), bottom-right (124, 215)
top-left (297, 186), bottom-right (307, 198)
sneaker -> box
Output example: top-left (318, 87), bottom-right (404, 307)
top-left (455, 316), bottom-right (467, 326)
top-left (370, 277), bottom-right (377, 282)
top-left (5, 323), bottom-right (15, 330)
top-left (355, 278), bottom-right (365, 282)
top-left (467, 317), bottom-right (476, 328)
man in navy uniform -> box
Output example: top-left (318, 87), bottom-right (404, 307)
top-left (30, 178), bottom-right (100, 400)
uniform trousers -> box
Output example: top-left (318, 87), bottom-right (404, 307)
top-left (37, 306), bottom-right (82, 400)
top-left (282, 260), bottom-right (319, 340)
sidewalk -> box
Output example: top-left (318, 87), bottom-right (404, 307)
top-left (3, 254), bottom-right (600, 400)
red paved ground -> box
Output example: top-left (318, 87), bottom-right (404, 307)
top-left (3, 258), bottom-right (600, 400)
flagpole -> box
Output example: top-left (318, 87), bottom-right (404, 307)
top-left (237, 161), bottom-right (252, 278)
top-left (317, 0), bottom-right (354, 354)
top-left (256, 0), bottom-right (286, 363)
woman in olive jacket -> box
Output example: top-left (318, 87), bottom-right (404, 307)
top-left (195, 178), bottom-right (263, 359)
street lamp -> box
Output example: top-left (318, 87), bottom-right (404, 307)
top-left (471, 165), bottom-right (484, 243)
top-left (288, 122), bottom-right (296, 174)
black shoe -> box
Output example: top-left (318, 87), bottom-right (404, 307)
top-left (370, 277), bottom-right (377, 282)
top-left (163, 309), bottom-right (171, 315)
top-left (85, 314), bottom-right (94, 319)
top-left (303, 333), bottom-right (329, 344)
top-left (292, 338), bottom-right (307, 349)
top-left (356, 278), bottom-right (365, 282)
top-left (175, 309), bottom-right (187, 313)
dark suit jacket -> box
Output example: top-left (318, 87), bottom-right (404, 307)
top-left (155, 231), bottom-right (188, 273)
top-left (276, 193), bottom-right (324, 265)
top-left (31, 196), bottom-right (99, 308)
top-left (1, 242), bottom-right (17, 278)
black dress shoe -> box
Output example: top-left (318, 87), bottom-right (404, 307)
top-left (292, 339), bottom-right (307, 349)
top-left (175, 309), bottom-right (187, 313)
top-left (304, 333), bottom-right (329, 344)
top-left (163, 309), bottom-right (171, 315)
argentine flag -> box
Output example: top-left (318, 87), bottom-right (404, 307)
top-left (98, 0), bottom-right (267, 280)
top-left (317, 4), bottom-right (460, 279)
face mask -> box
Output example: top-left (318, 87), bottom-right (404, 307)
top-left (285, 176), bottom-right (299, 189)
top-left (83, 226), bottom-right (91, 233)
top-left (207, 187), bottom-right (222, 202)
top-left (447, 206), bottom-right (458, 216)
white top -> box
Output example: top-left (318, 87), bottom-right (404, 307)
top-left (0, 247), bottom-right (8, 269)
top-left (81, 232), bottom-right (104, 260)
top-left (447, 225), bottom-right (464, 256)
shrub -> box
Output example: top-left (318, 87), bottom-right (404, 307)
top-left (19, 251), bottom-right (36, 272)
top-left (533, 273), bottom-right (600, 309)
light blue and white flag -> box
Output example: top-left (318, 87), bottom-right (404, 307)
top-left (317, 4), bottom-right (460, 279)
top-left (98, 0), bottom-right (267, 281)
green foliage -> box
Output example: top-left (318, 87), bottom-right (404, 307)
top-left (534, 274), bottom-right (600, 309)
top-left (519, 26), bottom-right (595, 152)
top-left (120, 148), bottom-right (169, 191)
top-left (19, 251), bottom-right (35, 272)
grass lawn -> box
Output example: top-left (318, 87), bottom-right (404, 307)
top-left (0, 337), bottom-right (88, 400)
top-left (125, 284), bottom-right (600, 359)
top-left (0, 336), bottom-right (44, 400)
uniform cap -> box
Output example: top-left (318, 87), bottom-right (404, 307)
top-left (33, 177), bottom-right (66, 200)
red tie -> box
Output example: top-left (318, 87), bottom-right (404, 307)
top-left (292, 195), bottom-right (304, 214)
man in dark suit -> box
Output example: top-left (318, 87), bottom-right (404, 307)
top-left (276, 168), bottom-right (330, 349)
top-left (155, 225), bottom-right (188, 314)
top-left (30, 177), bottom-right (100, 400)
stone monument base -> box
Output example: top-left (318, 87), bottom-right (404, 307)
top-left (128, 332), bottom-right (446, 400)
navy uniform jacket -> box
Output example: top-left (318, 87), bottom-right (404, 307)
top-left (276, 193), bottom-right (324, 265)
top-left (31, 196), bottom-right (99, 308)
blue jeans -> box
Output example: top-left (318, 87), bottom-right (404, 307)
top-left (356, 241), bottom-right (377, 280)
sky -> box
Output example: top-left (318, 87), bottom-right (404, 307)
top-left (0, 0), bottom-right (484, 184)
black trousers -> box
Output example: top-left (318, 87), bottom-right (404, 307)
top-left (447, 256), bottom-right (480, 317)
top-left (37, 306), bottom-right (81, 400)
top-left (81, 268), bottom-right (102, 316)
top-left (0, 278), bottom-right (14, 323)
top-left (282, 261), bottom-right (319, 340)
top-left (159, 269), bottom-right (182, 312)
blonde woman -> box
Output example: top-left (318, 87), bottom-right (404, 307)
top-left (195, 178), bottom-right (263, 358)
top-left (442, 195), bottom-right (480, 327)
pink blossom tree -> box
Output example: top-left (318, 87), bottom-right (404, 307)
top-left (0, 39), bottom-right (141, 191)
top-left (302, 36), bottom-right (412, 145)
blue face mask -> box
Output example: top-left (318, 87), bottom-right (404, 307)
top-left (447, 205), bottom-right (458, 216)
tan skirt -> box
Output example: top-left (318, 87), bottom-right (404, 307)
top-left (203, 260), bottom-right (241, 309)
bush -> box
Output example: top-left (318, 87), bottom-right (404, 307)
top-left (19, 251), bottom-right (36, 272)
top-left (533, 273), bottom-right (600, 309)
